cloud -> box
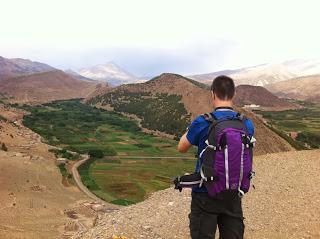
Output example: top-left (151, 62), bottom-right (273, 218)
top-left (1, 0), bottom-right (320, 75)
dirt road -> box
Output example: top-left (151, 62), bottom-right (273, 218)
top-left (71, 154), bottom-right (120, 209)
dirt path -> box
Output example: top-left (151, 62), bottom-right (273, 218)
top-left (71, 154), bottom-right (120, 209)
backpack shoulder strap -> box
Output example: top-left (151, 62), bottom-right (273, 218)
top-left (236, 112), bottom-right (247, 121)
top-left (202, 112), bottom-right (217, 124)
top-left (202, 113), bottom-right (217, 145)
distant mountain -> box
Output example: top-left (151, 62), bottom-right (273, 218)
top-left (78, 62), bottom-right (138, 86)
top-left (0, 70), bottom-right (98, 104)
top-left (189, 68), bottom-right (244, 83)
top-left (65, 69), bottom-right (95, 82)
top-left (0, 56), bottom-right (55, 78)
top-left (265, 75), bottom-right (320, 102)
top-left (189, 59), bottom-right (320, 86)
top-left (86, 73), bottom-right (294, 155)
top-left (234, 85), bottom-right (300, 110)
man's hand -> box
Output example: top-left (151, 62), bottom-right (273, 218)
top-left (177, 132), bottom-right (192, 153)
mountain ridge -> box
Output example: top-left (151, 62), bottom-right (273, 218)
top-left (265, 74), bottom-right (320, 102)
top-left (86, 73), bottom-right (295, 155)
top-left (0, 56), bottom-right (55, 78)
top-left (0, 70), bottom-right (99, 104)
top-left (189, 59), bottom-right (320, 86)
top-left (234, 85), bottom-right (300, 110)
top-left (65, 69), bottom-right (96, 82)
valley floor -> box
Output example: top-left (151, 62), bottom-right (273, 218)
top-left (72, 150), bottom-right (320, 239)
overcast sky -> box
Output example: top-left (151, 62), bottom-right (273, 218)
top-left (1, 0), bottom-right (320, 76)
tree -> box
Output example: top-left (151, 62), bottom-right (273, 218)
top-left (88, 149), bottom-right (104, 158)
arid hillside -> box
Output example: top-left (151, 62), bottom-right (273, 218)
top-left (234, 85), bottom-right (300, 110)
top-left (265, 75), bottom-right (320, 102)
top-left (86, 73), bottom-right (294, 155)
top-left (0, 104), bottom-right (108, 238)
top-left (72, 149), bottom-right (320, 239)
top-left (0, 70), bottom-right (99, 104)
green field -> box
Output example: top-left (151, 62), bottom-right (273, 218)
top-left (254, 101), bottom-right (320, 148)
top-left (21, 100), bottom-right (196, 205)
top-left (87, 91), bottom-right (191, 137)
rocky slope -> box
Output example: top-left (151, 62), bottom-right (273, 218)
top-left (0, 56), bottom-right (54, 79)
top-left (72, 149), bottom-right (320, 239)
top-left (265, 75), bottom-right (320, 102)
top-left (234, 85), bottom-right (300, 110)
top-left (86, 73), bottom-right (294, 155)
top-left (0, 70), bottom-right (98, 104)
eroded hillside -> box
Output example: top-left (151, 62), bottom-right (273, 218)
top-left (0, 104), bottom-right (106, 238)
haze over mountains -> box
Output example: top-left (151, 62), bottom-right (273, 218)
top-left (0, 56), bottom-right (100, 104)
top-left (189, 59), bottom-right (320, 86)
top-left (78, 62), bottom-right (140, 86)
top-left (1, 55), bottom-right (320, 104)
top-left (64, 69), bottom-right (95, 82)
top-left (0, 70), bottom-right (99, 104)
top-left (265, 75), bottom-right (320, 102)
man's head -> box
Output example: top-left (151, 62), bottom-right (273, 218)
top-left (210, 75), bottom-right (235, 108)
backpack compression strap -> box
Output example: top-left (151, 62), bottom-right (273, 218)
top-left (173, 172), bottom-right (218, 192)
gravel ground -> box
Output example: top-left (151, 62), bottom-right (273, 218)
top-left (72, 150), bottom-right (320, 239)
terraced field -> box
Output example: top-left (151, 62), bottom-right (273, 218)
top-left (254, 101), bottom-right (320, 148)
top-left (21, 100), bottom-right (196, 205)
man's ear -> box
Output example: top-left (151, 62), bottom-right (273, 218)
top-left (211, 91), bottom-right (215, 100)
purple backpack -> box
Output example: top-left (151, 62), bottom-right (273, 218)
top-left (199, 112), bottom-right (255, 198)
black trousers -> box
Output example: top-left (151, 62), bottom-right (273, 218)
top-left (189, 191), bottom-right (244, 239)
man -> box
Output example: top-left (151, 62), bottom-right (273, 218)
top-left (177, 75), bottom-right (254, 239)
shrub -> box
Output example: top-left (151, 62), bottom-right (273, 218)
top-left (297, 132), bottom-right (320, 149)
top-left (1, 143), bottom-right (8, 151)
top-left (88, 149), bottom-right (104, 158)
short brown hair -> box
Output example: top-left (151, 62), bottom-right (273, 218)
top-left (211, 75), bottom-right (235, 100)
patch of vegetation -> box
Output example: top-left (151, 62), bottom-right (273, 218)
top-left (77, 157), bottom-right (101, 191)
top-left (22, 100), bottom-right (196, 205)
top-left (254, 101), bottom-right (320, 149)
top-left (110, 199), bottom-right (135, 206)
top-left (49, 148), bottom-right (80, 161)
top-left (265, 124), bottom-right (307, 150)
top-left (88, 91), bottom-right (191, 136)
top-left (58, 164), bottom-right (69, 177)
top-left (0, 115), bottom-right (7, 122)
top-left (1, 143), bottom-right (8, 151)
top-left (0, 93), bottom-right (12, 104)
top-left (296, 132), bottom-right (320, 149)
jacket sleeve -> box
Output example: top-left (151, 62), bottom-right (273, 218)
top-left (245, 118), bottom-right (255, 136)
top-left (186, 116), bottom-right (205, 146)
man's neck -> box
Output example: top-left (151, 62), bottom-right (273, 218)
top-left (214, 101), bottom-right (233, 110)
top-left (215, 106), bottom-right (233, 110)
